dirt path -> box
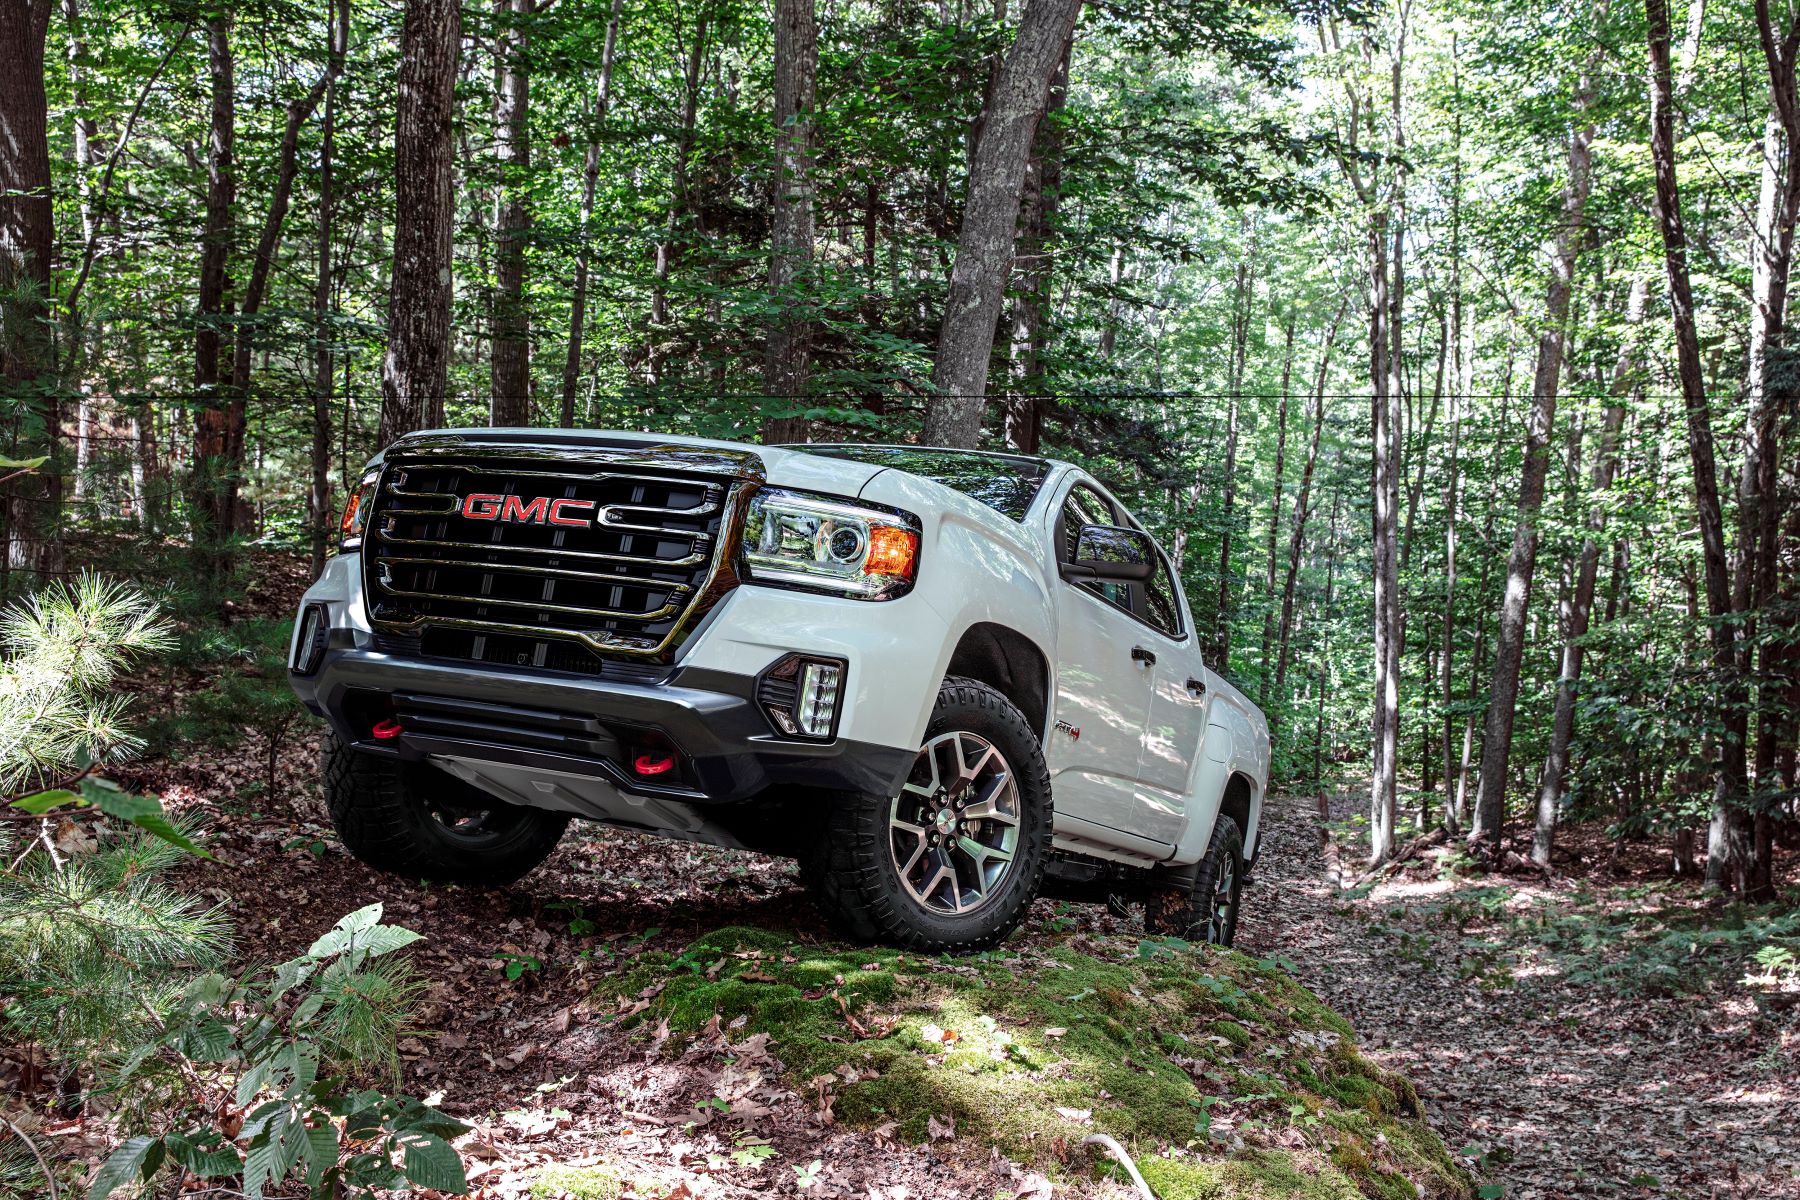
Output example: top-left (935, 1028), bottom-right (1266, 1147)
top-left (1235, 794), bottom-right (1799, 1200)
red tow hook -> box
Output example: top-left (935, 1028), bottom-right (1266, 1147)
top-left (633, 753), bottom-right (676, 776)
top-left (371, 719), bottom-right (405, 740)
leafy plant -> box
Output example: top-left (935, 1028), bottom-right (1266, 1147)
top-left (90, 904), bottom-right (462, 1200)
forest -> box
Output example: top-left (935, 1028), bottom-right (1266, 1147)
top-left (1, 0), bottom-right (1797, 1195)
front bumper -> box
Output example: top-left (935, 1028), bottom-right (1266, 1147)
top-left (293, 644), bottom-right (915, 807)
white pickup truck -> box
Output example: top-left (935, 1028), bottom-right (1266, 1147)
top-left (288, 431), bottom-right (1270, 952)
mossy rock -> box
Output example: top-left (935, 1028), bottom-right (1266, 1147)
top-left (593, 927), bottom-right (1470, 1199)
top-left (529, 1164), bottom-right (626, 1199)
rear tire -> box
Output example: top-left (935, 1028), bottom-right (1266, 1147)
top-left (801, 677), bottom-right (1050, 953)
top-left (322, 735), bottom-right (569, 886)
top-left (1143, 814), bottom-right (1244, 946)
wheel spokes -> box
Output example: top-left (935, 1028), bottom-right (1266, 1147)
top-left (888, 729), bottom-right (1023, 919)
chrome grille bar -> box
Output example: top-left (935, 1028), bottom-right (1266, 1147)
top-left (362, 452), bottom-right (739, 665)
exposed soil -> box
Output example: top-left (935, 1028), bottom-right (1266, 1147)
top-left (1239, 792), bottom-right (1800, 1200)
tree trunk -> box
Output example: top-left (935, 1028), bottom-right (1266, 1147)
top-left (559, 0), bottom-right (623, 428)
top-left (1258, 311), bottom-right (1296, 701)
top-left (379, 0), bottom-right (461, 446)
top-left (1273, 299), bottom-right (1346, 701)
top-left (651, 14), bottom-right (707, 338)
top-left (311, 0), bottom-right (347, 579)
top-left (1212, 220), bottom-right (1254, 671)
top-left (1470, 43), bottom-right (1600, 857)
top-left (1441, 30), bottom-right (1466, 833)
top-left (1646, 0), bottom-right (1758, 895)
top-left (0, 0), bottom-right (57, 581)
top-left (64, 0), bottom-right (94, 509)
top-left (1532, 397), bottom-right (1627, 865)
top-left (489, 0), bottom-right (534, 425)
top-left (1368, 204), bottom-right (1399, 868)
top-left (191, 13), bottom-right (237, 567)
top-left (1743, 0), bottom-right (1799, 891)
top-left (923, 0), bottom-right (1082, 448)
top-left (760, 0), bottom-right (818, 444)
top-left (1004, 45), bottom-right (1068, 455)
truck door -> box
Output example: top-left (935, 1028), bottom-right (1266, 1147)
top-left (1045, 483), bottom-right (1156, 837)
top-left (1132, 544), bottom-right (1209, 845)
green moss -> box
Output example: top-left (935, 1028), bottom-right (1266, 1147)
top-left (1139, 1150), bottom-right (1367, 1199)
top-left (1212, 1019), bottom-right (1254, 1048)
top-left (530, 1164), bottom-right (626, 1200)
top-left (594, 927), bottom-right (1472, 1199)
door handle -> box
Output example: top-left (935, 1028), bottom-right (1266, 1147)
top-left (1186, 676), bottom-right (1207, 697)
top-left (1131, 645), bottom-right (1156, 667)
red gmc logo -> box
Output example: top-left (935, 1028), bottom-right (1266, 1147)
top-left (460, 493), bottom-right (596, 527)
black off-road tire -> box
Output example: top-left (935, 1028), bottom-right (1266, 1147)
top-left (1143, 814), bottom-right (1244, 946)
top-left (322, 735), bottom-right (570, 886)
top-left (800, 677), bottom-right (1051, 953)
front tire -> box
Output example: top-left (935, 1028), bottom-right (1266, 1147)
top-left (802, 677), bottom-right (1051, 952)
top-left (1143, 814), bottom-right (1244, 946)
top-left (322, 735), bottom-right (569, 886)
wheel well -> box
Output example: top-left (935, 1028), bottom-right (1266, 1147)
top-left (944, 622), bottom-right (1051, 741)
top-left (1220, 773), bottom-right (1255, 856)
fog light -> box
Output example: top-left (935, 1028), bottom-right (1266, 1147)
top-left (291, 603), bottom-right (329, 675)
top-left (756, 653), bottom-right (847, 740)
top-left (797, 661), bottom-right (842, 737)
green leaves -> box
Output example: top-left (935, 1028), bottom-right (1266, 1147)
top-left (9, 788), bottom-right (81, 814)
top-left (87, 778), bottom-right (214, 859)
top-left (7, 777), bottom-right (213, 858)
top-left (89, 1135), bottom-right (162, 1200)
top-left (397, 1130), bottom-right (468, 1193)
top-left (305, 902), bottom-right (424, 962)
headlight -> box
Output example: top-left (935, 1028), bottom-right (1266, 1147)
top-left (338, 469), bottom-right (380, 551)
top-left (742, 488), bottom-right (920, 600)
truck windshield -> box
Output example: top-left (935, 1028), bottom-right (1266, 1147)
top-left (792, 445), bottom-right (1052, 522)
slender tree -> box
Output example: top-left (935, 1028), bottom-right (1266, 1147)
top-left (0, 0), bottom-right (57, 578)
top-left (761, 0), bottom-right (819, 444)
top-left (490, 0), bottom-right (535, 426)
top-left (1645, 0), bottom-right (1761, 896)
top-left (191, 13), bottom-right (237, 565)
top-left (1470, 28), bottom-right (1601, 856)
top-left (924, 0), bottom-right (1082, 447)
top-left (559, 0), bottom-right (624, 428)
top-left (311, 0), bottom-right (348, 578)
top-left (379, 0), bottom-right (462, 446)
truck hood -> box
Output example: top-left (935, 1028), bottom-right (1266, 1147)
top-left (373, 427), bottom-right (893, 497)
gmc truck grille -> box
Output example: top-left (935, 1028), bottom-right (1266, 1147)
top-left (364, 450), bottom-right (740, 669)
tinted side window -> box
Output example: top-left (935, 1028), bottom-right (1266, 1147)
top-left (1142, 551), bottom-right (1183, 637)
top-left (1059, 486), bottom-right (1131, 609)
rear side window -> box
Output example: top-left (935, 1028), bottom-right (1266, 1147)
top-left (1142, 552), bottom-right (1183, 637)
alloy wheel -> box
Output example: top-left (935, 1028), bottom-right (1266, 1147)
top-left (889, 730), bottom-right (1022, 916)
top-left (1207, 853), bottom-right (1238, 943)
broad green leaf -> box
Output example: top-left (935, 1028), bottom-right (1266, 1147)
top-left (306, 903), bottom-right (422, 961)
top-left (10, 789), bottom-right (83, 814)
top-left (0, 454), bottom-right (49, 471)
top-left (304, 1121), bottom-right (340, 1187)
top-left (86, 781), bottom-right (214, 859)
top-left (396, 1130), bottom-right (467, 1193)
top-left (167, 1132), bottom-right (242, 1180)
top-left (88, 1135), bottom-right (159, 1200)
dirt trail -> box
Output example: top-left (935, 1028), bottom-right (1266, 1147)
top-left (1235, 794), bottom-right (1799, 1200)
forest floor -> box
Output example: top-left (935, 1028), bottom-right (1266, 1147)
top-left (1241, 793), bottom-right (1800, 1200)
top-left (47, 549), bottom-right (1800, 1199)
top-left (117, 738), bottom-right (1800, 1200)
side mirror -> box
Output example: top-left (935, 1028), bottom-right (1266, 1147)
top-left (1060, 523), bottom-right (1157, 584)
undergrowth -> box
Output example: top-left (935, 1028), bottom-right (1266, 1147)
top-left (593, 927), bottom-right (1472, 1200)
